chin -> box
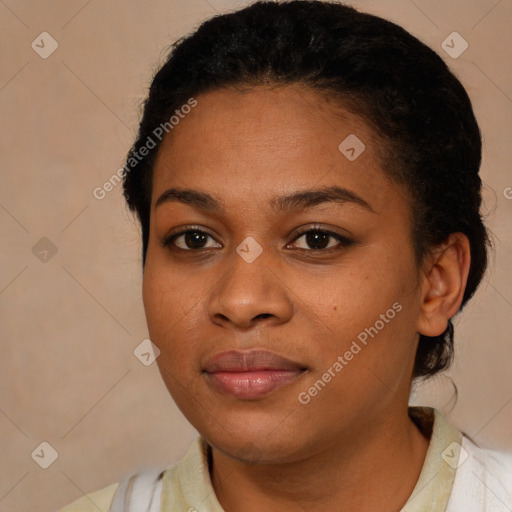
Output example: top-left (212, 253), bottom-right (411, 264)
top-left (197, 415), bottom-right (312, 465)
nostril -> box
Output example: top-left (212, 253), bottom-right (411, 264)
top-left (254, 313), bottom-right (272, 320)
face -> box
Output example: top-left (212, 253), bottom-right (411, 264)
top-left (143, 84), bottom-right (425, 463)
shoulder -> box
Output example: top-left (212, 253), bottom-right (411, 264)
top-left (54, 439), bottom-right (205, 512)
top-left (447, 434), bottom-right (512, 511)
top-left (56, 482), bottom-right (119, 512)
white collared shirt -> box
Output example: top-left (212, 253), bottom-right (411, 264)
top-left (58, 407), bottom-right (512, 511)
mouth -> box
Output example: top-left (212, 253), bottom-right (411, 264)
top-left (203, 349), bottom-right (307, 400)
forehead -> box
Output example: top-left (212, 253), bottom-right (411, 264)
top-left (151, 85), bottom-right (407, 215)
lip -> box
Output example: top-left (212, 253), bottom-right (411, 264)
top-left (203, 349), bottom-right (306, 400)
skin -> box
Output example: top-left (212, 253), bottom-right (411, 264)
top-left (143, 84), bottom-right (471, 511)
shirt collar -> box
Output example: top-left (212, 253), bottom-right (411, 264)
top-left (161, 406), bottom-right (462, 512)
top-left (402, 407), bottom-right (462, 512)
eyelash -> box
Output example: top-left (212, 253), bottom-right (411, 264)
top-left (162, 225), bottom-right (353, 253)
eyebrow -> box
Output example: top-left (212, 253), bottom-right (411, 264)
top-left (154, 185), bottom-right (374, 213)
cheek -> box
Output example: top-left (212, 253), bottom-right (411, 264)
top-left (143, 249), bottom-right (197, 324)
top-left (307, 252), bottom-right (420, 367)
top-left (308, 262), bottom-right (400, 331)
top-left (142, 259), bottom-right (208, 377)
top-left (143, 261), bottom-right (189, 351)
top-left (143, 266), bottom-right (170, 336)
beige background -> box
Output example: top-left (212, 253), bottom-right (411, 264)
top-left (0, 0), bottom-right (511, 511)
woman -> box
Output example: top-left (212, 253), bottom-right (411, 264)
top-left (58, 1), bottom-right (512, 510)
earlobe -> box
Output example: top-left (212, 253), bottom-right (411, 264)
top-left (416, 233), bottom-right (471, 337)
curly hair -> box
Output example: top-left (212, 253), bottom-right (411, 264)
top-left (122, 0), bottom-right (490, 379)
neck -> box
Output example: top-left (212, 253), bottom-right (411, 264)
top-left (210, 408), bottom-right (430, 512)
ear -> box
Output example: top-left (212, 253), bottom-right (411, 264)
top-left (416, 233), bottom-right (471, 337)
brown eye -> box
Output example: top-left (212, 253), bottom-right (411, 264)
top-left (164, 229), bottom-right (221, 250)
top-left (289, 229), bottom-right (353, 251)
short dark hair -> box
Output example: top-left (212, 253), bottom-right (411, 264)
top-left (122, 0), bottom-right (490, 379)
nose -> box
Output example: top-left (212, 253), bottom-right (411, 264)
top-left (207, 248), bottom-right (294, 330)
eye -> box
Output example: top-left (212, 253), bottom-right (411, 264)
top-left (288, 227), bottom-right (353, 251)
top-left (162, 226), bottom-right (352, 252)
top-left (163, 228), bottom-right (221, 251)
